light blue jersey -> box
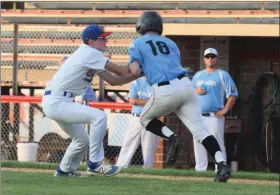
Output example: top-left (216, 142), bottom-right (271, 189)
top-left (192, 69), bottom-right (239, 113)
top-left (81, 85), bottom-right (97, 101)
top-left (128, 34), bottom-right (187, 86)
top-left (129, 77), bottom-right (152, 115)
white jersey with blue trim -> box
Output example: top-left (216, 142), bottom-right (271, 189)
top-left (45, 44), bottom-right (107, 96)
top-left (192, 69), bottom-right (239, 113)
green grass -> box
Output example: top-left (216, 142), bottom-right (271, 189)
top-left (1, 171), bottom-right (279, 195)
top-left (1, 160), bottom-right (279, 181)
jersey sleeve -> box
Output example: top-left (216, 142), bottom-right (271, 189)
top-left (128, 81), bottom-right (138, 99)
top-left (83, 50), bottom-right (109, 70)
top-left (191, 72), bottom-right (199, 87)
top-left (128, 41), bottom-right (142, 64)
top-left (223, 72), bottom-right (239, 98)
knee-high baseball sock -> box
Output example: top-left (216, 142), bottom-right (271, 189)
top-left (146, 119), bottom-right (175, 139)
top-left (201, 135), bottom-right (225, 164)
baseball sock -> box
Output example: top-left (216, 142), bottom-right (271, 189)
top-left (146, 119), bottom-right (174, 139)
top-left (201, 135), bottom-right (225, 164)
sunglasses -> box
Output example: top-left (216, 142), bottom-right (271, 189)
top-left (205, 54), bottom-right (217, 59)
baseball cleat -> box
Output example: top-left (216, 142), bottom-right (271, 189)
top-left (54, 168), bottom-right (86, 177)
top-left (87, 161), bottom-right (121, 176)
top-left (214, 161), bottom-right (231, 183)
top-left (166, 135), bottom-right (184, 166)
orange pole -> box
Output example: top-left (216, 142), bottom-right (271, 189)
top-left (1, 95), bottom-right (132, 110)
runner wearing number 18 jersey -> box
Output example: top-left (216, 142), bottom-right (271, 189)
top-left (128, 11), bottom-right (231, 183)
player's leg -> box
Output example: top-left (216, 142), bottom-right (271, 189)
top-left (210, 117), bottom-right (226, 172)
top-left (174, 87), bottom-right (230, 182)
top-left (193, 116), bottom-right (214, 171)
top-left (116, 116), bottom-right (141, 168)
top-left (43, 99), bottom-right (120, 176)
top-left (140, 125), bottom-right (160, 168)
top-left (54, 122), bottom-right (88, 177)
top-left (140, 85), bottom-right (184, 166)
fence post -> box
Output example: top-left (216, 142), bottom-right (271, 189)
top-left (12, 23), bottom-right (20, 144)
top-left (99, 79), bottom-right (104, 101)
top-left (84, 100), bottom-right (90, 163)
top-left (12, 23), bottom-right (18, 95)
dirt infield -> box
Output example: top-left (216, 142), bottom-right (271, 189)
top-left (2, 167), bottom-right (278, 186)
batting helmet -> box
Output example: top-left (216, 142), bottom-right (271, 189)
top-left (136, 11), bottom-right (163, 35)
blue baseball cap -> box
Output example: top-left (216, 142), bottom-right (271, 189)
top-left (82, 24), bottom-right (112, 42)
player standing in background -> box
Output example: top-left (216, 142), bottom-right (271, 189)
top-left (127, 11), bottom-right (231, 182)
top-left (192, 48), bottom-right (238, 172)
top-left (42, 24), bottom-right (137, 177)
top-left (116, 77), bottom-right (160, 168)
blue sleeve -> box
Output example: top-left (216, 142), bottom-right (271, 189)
top-left (128, 41), bottom-right (142, 64)
top-left (223, 72), bottom-right (239, 98)
top-left (82, 86), bottom-right (97, 101)
top-left (192, 72), bottom-right (199, 87)
top-left (128, 81), bottom-right (138, 99)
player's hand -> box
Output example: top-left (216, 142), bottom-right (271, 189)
top-left (215, 108), bottom-right (229, 118)
top-left (74, 96), bottom-right (84, 104)
top-left (129, 61), bottom-right (142, 77)
top-left (196, 88), bottom-right (206, 95)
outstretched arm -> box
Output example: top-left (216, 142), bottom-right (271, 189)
top-left (104, 61), bottom-right (130, 76)
top-left (98, 70), bottom-right (140, 86)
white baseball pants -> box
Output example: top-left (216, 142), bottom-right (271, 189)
top-left (116, 115), bottom-right (159, 168)
top-left (140, 77), bottom-right (211, 144)
top-left (42, 94), bottom-right (107, 173)
top-left (193, 115), bottom-right (226, 171)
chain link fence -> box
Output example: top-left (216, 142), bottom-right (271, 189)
top-left (1, 24), bottom-right (150, 167)
top-left (1, 100), bottom-right (148, 167)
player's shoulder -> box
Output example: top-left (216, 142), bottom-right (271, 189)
top-left (217, 69), bottom-right (232, 78)
top-left (194, 70), bottom-right (206, 77)
top-left (81, 44), bottom-right (104, 57)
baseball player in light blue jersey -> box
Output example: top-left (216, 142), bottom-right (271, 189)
top-left (192, 48), bottom-right (238, 172)
top-left (116, 77), bottom-right (159, 168)
top-left (127, 11), bottom-right (231, 182)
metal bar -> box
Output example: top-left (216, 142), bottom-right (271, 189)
top-left (98, 78), bottom-right (105, 101)
top-left (29, 88), bottom-right (34, 142)
top-left (2, 9), bottom-right (279, 18)
top-left (12, 23), bottom-right (18, 96)
top-left (84, 99), bottom-right (90, 163)
top-left (115, 92), bottom-right (128, 102)
top-left (12, 23), bottom-right (20, 142)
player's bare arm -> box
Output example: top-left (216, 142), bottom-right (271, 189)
top-left (129, 98), bottom-right (148, 106)
top-left (215, 96), bottom-right (237, 117)
top-left (104, 61), bottom-right (130, 76)
top-left (98, 70), bottom-right (139, 86)
top-left (128, 60), bottom-right (144, 77)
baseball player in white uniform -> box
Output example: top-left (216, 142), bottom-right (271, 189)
top-left (42, 24), bottom-right (137, 177)
top-left (61, 56), bottom-right (97, 103)
top-left (192, 48), bottom-right (238, 172)
top-left (116, 77), bottom-right (160, 168)
top-left (127, 11), bottom-right (232, 182)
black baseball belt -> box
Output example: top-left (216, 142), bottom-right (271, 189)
top-left (158, 74), bottom-right (185, 87)
top-left (202, 112), bottom-right (216, 117)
